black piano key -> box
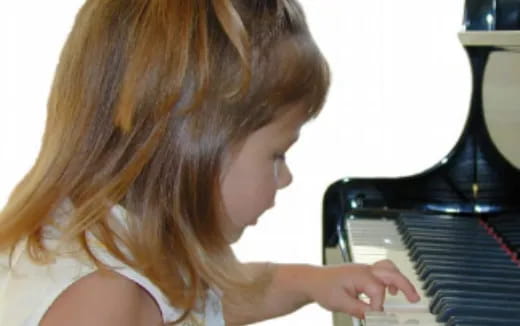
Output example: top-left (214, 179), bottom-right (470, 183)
top-left (399, 224), bottom-right (484, 232)
top-left (408, 241), bottom-right (501, 250)
top-left (399, 214), bottom-right (477, 224)
top-left (422, 260), bottom-right (518, 271)
top-left (491, 220), bottom-right (520, 227)
top-left (414, 254), bottom-right (514, 271)
top-left (407, 235), bottom-right (499, 246)
top-left (495, 227), bottom-right (520, 235)
top-left (408, 243), bottom-right (504, 260)
top-left (446, 315), bottom-right (520, 326)
top-left (398, 219), bottom-right (481, 228)
top-left (503, 235), bottom-right (520, 243)
top-left (399, 226), bottom-right (484, 236)
top-left (401, 230), bottom-right (490, 244)
top-left (430, 289), bottom-right (520, 314)
top-left (409, 246), bottom-right (508, 261)
top-left (397, 215), bottom-right (484, 234)
top-left (404, 235), bottom-right (497, 248)
top-left (418, 264), bottom-right (520, 281)
top-left (432, 296), bottom-right (520, 315)
top-left (405, 218), bottom-right (482, 225)
top-left (423, 273), bottom-right (520, 293)
top-left (425, 279), bottom-right (520, 297)
top-left (398, 224), bottom-right (482, 234)
top-left (437, 303), bottom-right (520, 323)
top-left (400, 224), bottom-right (485, 233)
top-left (399, 218), bottom-right (481, 225)
top-left (415, 256), bottom-right (517, 269)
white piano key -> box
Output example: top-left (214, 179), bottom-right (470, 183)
top-left (365, 311), bottom-right (440, 326)
top-left (346, 219), bottom-right (441, 325)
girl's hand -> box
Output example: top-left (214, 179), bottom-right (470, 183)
top-left (305, 260), bottom-right (420, 319)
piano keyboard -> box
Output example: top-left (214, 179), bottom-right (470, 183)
top-left (346, 213), bottom-right (520, 326)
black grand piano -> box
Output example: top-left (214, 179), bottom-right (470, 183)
top-left (322, 1), bottom-right (520, 325)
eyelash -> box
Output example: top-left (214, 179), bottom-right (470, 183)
top-left (273, 153), bottom-right (286, 161)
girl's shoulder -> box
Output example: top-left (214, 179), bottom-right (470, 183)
top-left (0, 239), bottom-right (97, 325)
top-left (39, 269), bottom-right (163, 326)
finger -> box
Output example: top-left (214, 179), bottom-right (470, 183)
top-left (372, 261), bottom-right (400, 296)
top-left (341, 294), bottom-right (372, 319)
top-left (362, 282), bottom-right (385, 311)
top-left (373, 259), bottom-right (399, 272)
top-left (372, 268), bottom-right (420, 302)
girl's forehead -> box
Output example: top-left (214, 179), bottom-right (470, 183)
top-left (254, 108), bottom-right (305, 145)
top-left (271, 103), bottom-right (309, 129)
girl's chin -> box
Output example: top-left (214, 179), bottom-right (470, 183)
top-left (226, 218), bottom-right (260, 243)
top-left (226, 227), bottom-right (246, 244)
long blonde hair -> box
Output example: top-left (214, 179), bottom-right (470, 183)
top-left (0, 0), bottom-right (329, 323)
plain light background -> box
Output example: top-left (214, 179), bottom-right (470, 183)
top-left (0, 1), bottom-right (470, 325)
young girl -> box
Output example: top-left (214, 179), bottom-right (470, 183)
top-left (0, 0), bottom-right (419, 325)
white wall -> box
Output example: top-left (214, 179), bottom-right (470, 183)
top-left (0, 1), bottom-right (469, 325)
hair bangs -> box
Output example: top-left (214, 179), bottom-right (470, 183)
top-left (258, 33), bottom-right (330, 122)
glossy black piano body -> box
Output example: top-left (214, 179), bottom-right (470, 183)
top-left (323, 1), bottom-right (520, 324)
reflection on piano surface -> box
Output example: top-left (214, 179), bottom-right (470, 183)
top-left (323, 1), bottom-right (520, 325)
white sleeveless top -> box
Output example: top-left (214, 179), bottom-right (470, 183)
top-left (0, 203), bottom-right (225, 326)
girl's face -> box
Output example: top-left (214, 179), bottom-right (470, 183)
top-left (220, 105), bottom-right (305, 243)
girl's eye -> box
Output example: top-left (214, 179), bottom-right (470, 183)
top-left (273, 153), bottom-right (286, 161)
top-left (273, 153), bottom-right (286, 182)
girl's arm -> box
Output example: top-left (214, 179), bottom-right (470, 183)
top-left (223, 260), bottom-right (420, 325)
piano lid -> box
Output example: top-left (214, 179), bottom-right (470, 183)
top-left (413, 0), bottom-right (520, 211)
top-left (323, 35), bottom-right (520, 212)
